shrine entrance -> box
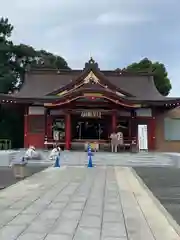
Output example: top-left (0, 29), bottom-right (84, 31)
top-left (71, 111), bottom-right (110, 140)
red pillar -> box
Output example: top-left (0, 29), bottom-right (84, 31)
top-left (148, 117), bottom-right (156, 150)
top-left (65, 113), bottom-right (71, 150)
top-left (129, 118), bottom-right (131, 139)
top-left (112, 111), bottom-right (117, 132)
top-left (47, 114), bottom-right (52, 139)
top-left (24, 107), bottom-right (28, 148)
top-left (130, 110), bottom-right (137, 144)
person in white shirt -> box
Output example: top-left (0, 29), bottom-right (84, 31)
top-left (49, 145), bottom-right (61, 161)
top-left (24, 146), bottom-right (36, 160)
top-left (110, 132), bottom-right (118, 153)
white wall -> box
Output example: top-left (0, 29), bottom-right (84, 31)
top-left (28, 106), bottom-right (45, 115)
top-left (136, 108), bottom-right (152, 117)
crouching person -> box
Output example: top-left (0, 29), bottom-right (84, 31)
top-left (24, 146), bottom-right (37, 160)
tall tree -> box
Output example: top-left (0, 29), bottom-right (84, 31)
top-left (0, 18), bottom-right (70, 92)
top-left (0, 17), bottom-right (70, 148)
top-left (0, 17), bottom-right (16, 93)
top-left (12, 46), bottom-right (70, 87)
top-left (11, 44), bottom-right (37, 87)
top-left (34, 50), bottom-right (70, 69)
top-left (125, 58), bottom-right (172, 96)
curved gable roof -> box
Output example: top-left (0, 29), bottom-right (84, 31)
top-left (12, 58), bottom-right (167, 101)
top-left (47, 59), bottom-right (133, 97)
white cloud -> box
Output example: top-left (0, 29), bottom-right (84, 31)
top-left (96, 12), bottom-right (151, 25)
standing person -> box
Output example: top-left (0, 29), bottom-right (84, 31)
top-left (110, 131), bottom-right (118, 153)
top-left (49, 145), bottom-right (60, 161)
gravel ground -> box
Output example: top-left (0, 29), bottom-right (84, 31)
top-left (0, 166), bottom-right (48, 190)
top-left (133, 166), bottom-right (180, 225)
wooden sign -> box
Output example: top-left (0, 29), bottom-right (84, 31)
top-left (83, 93), bottom-right (103, 97)
top-left (81, 111), bottom-right (102, 118)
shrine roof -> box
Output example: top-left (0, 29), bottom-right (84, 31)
top-left (1, 58), bottom-right (180, 105)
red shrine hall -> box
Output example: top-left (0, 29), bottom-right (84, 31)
top-left (1, 58), bottom-right (180, 152)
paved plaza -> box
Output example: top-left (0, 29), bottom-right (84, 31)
top-left (4, 150), bottom-right (179, 168)
top-left (0, 158), bottom-right (180, 239)
top-left (55, 151), bottom-right (169, 165)
top-left (58, 151), bottom-right (179, 168)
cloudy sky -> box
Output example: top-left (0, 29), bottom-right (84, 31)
top-left (0, 0), bottom-right (180, 96)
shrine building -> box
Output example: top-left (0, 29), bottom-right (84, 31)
top-left (1, 58), bottom-right (180, 152)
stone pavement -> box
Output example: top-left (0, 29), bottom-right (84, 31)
top-left (4, 150), bottom-right (178, 168)
top-left (0, 166), bottom-right (180, 239)
top-left (60, 151), bottom-right (174, 167)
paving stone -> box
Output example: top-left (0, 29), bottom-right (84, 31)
top-left (105, 198), bottom-right (119, 204)
top-left (0, 210), bottom-right (22, 227)
top-left (39, 209), bottom-right (62, 220)
top-left (17, 232), bottom-right (47, 240)
top-left (102, 223), bottom-right (127, 238)
top-left (104, 203), bottom-right (121, 212)
top-left (105, 192), bottom-right (119, 198)
top-left (103, 211), bottom-right (124, 223)
top-left (61, 187), bottom-right (78, 196)
top-left (34, 198), bottom-right (52, 206)
top-left (88, 196), bottom-right (104, 201)
top-left (0, 217), bottom-right (12, 228)
top-left (10, 201), bottom-right (31, 210)
top-left (22, 195), bottom-right (42, 203)
top-left (107, 184), bottom-right (118, 189)
top-left (45, 234), bottom-right (72, 240)
top-left (3, 209), bottom-right (22, 218)
top-left (87, 198), bottom-right (103, 205)
top-left (25, 218), bottom-right (56, 233)
top-left (61, 210), bottom-right (82, 220)
top-left (51, 219), bottom-right (78, 235)
top-left (71, 196), bottom-right (87, 202)
top-left (74, 227), bottom-right (100, 240)
top-left (0, 201), bottom-right (13, 209)
top-left (22, 204), bottom-right (45, 215)
top-left (80, 215), bottom-right (101, 228)
top-left (68, 202), bottom-right (85, 210)
top-left (8, 214), bottom-right (37, 225)
top-left (53, 195), bottom-right (70, 202)
top-left (0, 225), bottom-right (27, 240)
top-left (86, 202), bottom-right (103, 209)
top-left (47, 202), bottom-right (67, 210)
top-left (101, 238), bottom-right (127, 240)
top-left (84, 206), bottom-right (102, 216)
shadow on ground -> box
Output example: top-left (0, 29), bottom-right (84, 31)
top-left (134, 167), bottom-right (180, 225)
top-left (0, 166), bottom-right (48, 190)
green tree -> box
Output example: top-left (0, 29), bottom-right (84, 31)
top-left (125, 58), bottom-right (172, 96)
top-left (34, 50), bottom-right (70, 69)
top-left (12, 46), bottom-right (70, 87)
top-left (0, 17), bottom-right (16, 93)
top-left (0, 17), bottom-right (70, 148)
top-left (0, 18), bottom-right (70, 92)
top-left (11, 44), bottom-right (37, 88)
